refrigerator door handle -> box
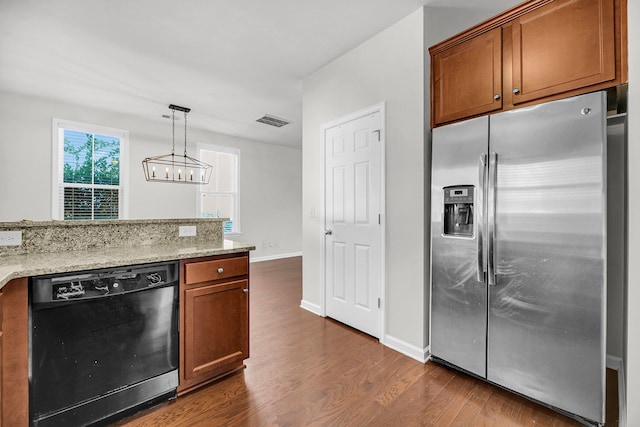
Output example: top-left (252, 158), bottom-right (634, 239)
top-left (488, 152), bottom-right (497, 286)
top-left (477, 153), bottom-right (487, 282)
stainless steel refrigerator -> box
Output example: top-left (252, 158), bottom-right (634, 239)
top-left (430, 91), bottom-right (607, 425)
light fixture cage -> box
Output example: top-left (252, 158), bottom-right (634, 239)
top-left (142, 104), bottom-right (213, 184)
top-left (142, 153), bottom-right (213, 184)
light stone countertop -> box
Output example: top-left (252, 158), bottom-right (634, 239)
top-left (0, 239), bottom-right (255, 288)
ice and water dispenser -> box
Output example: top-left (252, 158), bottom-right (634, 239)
top-left (443, 185), bottom-right (474, 237)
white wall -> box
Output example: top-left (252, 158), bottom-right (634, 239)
top-left (0, 91), bottom-right (302, 260)
top-left (626, 1), bottom-right (639, 425)
top-left (302, 9), bottom-right (427, 358)
top-left (301, 4), bottom-right (521, 361)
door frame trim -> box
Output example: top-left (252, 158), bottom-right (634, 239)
top-left (320, 102), bottom-right (386, 341)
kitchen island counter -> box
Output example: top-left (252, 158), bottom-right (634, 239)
top-left (0, 220), bottom-right (255, 426)
top-left (0, 239), bottom-right (255, 288)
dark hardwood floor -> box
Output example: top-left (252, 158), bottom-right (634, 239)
top-left (119, 256), bottom-right (618, 426)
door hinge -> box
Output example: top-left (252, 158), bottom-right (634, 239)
top-left (378, 297), bottom-right (381, 308)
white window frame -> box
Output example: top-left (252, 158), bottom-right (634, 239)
top-left (52, 118), bottom-right (129, 220)
top-left (197, 143), bottom-right (241, 234)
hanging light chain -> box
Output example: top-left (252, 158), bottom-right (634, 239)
top-left (171, 107), bottom-right (176, 155)
top-left (184, 110), bottom-right (188, 157)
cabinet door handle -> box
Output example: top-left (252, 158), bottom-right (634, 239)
top-left (512, 87), bottom-right (520, 95)
top-left (493, 94), bottom-right (501, 101)
top-left (217, 267), bottom-right (224, 274)
top-left (243, 288), bottom-right (249, 294)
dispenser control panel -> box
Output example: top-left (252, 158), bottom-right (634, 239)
top-left (443, 185), bottom-right (474, 237)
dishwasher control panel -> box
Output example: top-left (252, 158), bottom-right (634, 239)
top-left (31, 261), bottom-right (178, 303)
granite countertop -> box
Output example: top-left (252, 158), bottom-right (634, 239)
top-left (0, 239), bottom-right (255, 288)
top-left (0, 218), bottom-right (228, 227)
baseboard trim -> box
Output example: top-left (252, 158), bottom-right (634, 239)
top-left (607, 354), bottom-right (626, 427)
top-left (381, 334), bottom-right (429, 363)
top-left (250, 252), bottom-right (302, 263)
top-left (300, 299), bottom-right (322, 316)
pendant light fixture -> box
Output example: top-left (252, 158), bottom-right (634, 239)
top-left (142, 104), bottom-right (213, 184)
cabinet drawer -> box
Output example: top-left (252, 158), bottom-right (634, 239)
top-left (185, 256), bottom-right (248, 284)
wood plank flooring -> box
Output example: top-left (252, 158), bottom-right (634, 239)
top-left (118, 256), bottom-right (618, 426)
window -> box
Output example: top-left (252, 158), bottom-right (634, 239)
top-left (52, 119), bottom-right (128, 220)
top-left (198, 145), bottom-right (240, 233)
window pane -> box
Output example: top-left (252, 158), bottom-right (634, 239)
top-left (199, 150), bottom-right (216, 192)
top-left (56, 121), bottom-right (126, 221)
top-left (64, 187), bottom-right (93, 220)
top-left (199, 150), bottom-right (237, 193)
top-left (202, 193), bottom-right (235, 231)
top-left (216, 152), bottom-right (236, 192)
top-left (93, 134), bottom-right (120, 185)
top-left (199, 147), bottom-right (239, 232)
top-left (63, 130), bottom-right (92, 184)
top-left (93, 188), bottom-right (119, 220)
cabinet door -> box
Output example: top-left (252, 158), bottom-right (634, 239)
top-left (0, 291), bottom-right (3, 426)
top-left (432, 27), bottom-right (502, 125)
top-left (511, 0), bottom-right (615, 104)
top-left (183, 279), bottom-right (248, 381)
top-left (1, 279), bottom-right (28, 427)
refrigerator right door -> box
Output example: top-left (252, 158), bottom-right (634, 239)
top-left (487, 91), bottom-right (606, 424)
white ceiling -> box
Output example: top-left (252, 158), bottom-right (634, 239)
top-left (0, 0), bottom-right (519, 148)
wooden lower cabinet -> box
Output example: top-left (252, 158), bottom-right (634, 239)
top-left (1, 278), bottom-right (29, 427)
top-left (0, 291), bottom-right (3, 427)
top-left (178, 253), bottom-right (250, 394)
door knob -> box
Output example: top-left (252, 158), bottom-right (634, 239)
top-left (325, 229), bottom-right (333, 235)
top-left (493, 94), bottom-right (501, 100)
top-left (243, 288), bottom-right (249, 294)
top-left (513, 88), bottom-right (520, 94)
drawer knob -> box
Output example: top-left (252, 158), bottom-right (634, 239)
top-left (217, 267), bottom-right (224, 274)
top-left (512, 87), bottom-right (520, 95)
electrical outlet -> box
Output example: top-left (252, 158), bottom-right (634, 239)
top-left (179, 226), bottom-right (197, 237)
top-left (0, 231), bottom-right (22, 246)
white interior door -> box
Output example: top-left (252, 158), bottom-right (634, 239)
top-left (324, 108), bottom-right (383, 338)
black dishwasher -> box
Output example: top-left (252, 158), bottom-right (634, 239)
top-left (29, 261), bottom-right (180, 427)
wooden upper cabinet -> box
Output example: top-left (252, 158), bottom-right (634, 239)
top-left (511, 0), bottom-right (616, 104)
top-left (429, 0), bottom-right (626, 127)
top-left (432, 28), bottom-right (502, 125)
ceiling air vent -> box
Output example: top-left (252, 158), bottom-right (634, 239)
top-left (256, 114), bottom-right (291, 128)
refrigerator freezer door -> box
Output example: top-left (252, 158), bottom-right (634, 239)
top-left (430, 115), bottom-right (488, 378)
top-left (487, 91), bottom-right (606, 424)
